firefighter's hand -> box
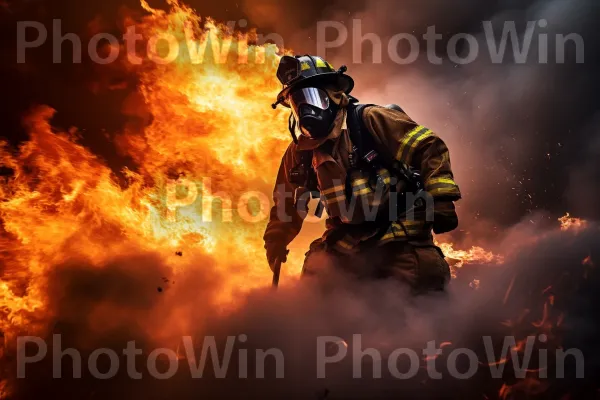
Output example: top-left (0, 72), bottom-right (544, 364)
top-left (265, 241), bottom-right (288, 272)
top-left (433, 200), bottom-right (459, 234)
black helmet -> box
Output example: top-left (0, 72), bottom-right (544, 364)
top-left (272, 55), bottom-right (354, 109)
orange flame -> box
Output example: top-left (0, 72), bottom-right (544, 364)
top-left (437, 241), bottom-right (503, 277)
top-left (0, 1), bottom-right (293, 338)
top-left (559, 213), bottom-right (587, 231)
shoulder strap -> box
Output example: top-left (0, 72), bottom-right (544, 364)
top-left (347, 103), bottom-right (374, 159)
top-left (347, 103), bottom-right (396, 170)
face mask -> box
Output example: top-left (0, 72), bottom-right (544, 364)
top-left (289, 87), bottom-right (338, 139)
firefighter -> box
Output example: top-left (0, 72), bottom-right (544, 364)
top-left (264, 55), bottom-right (462, 292)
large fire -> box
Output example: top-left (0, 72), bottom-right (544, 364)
top-left (0, 0), bottom-right (291, 338)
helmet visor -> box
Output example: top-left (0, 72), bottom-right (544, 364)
top-left (289, 87), bottom-right (330, 112)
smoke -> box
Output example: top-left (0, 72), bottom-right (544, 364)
top-left (6, 218), bottom-right (600, 399)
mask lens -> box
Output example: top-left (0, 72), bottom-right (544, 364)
top-left (290, 88), bottom-right (330, 113)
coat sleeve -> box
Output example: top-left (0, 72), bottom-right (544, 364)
top-left (413, 132), bottom-right (461, 233)
top-left (263, 143), bottom-right (305, 245)
top-left (363, 106), bottom-right (461, 233)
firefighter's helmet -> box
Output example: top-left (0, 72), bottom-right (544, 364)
top-left (272, 55), bottom-right (354, 109)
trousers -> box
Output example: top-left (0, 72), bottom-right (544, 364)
top-left (302, 239), bottom-right (451, 293)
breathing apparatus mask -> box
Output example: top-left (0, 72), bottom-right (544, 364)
top-left (289, 87), bottom-right (339, 139)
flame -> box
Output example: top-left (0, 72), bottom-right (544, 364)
top-left (559, 213), bottom-right (587, 231)
top-left (437, 241), bottom-right (503, 277)
top-left (0, 0), bottom-right (293, 339)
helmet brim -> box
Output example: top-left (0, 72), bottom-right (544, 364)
top-left (276, 73), bottom-right (354, 108)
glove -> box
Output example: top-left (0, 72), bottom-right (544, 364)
top-left (432, 200), bottom-right (459, 234)
top-left (265, 241), bottom-right (288, 272)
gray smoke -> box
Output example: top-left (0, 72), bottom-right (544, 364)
top-left (9, 219), bottom-right (600, 399)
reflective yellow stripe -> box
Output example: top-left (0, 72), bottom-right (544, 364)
top-left (377, 169), bottom-right (391, 185)
top-left (352, 182), bottom-right (368, 191)
top-left (380, 221), bottom-right (427, 242)
top-left (337, 242), bottom-right (352, 250)
top-left (335, 220), bottom-right (429, 249)
top-left (352, 178), bottom-right (369, 187)
top-left (396, 126), bottom-right (427, 160)
top-left (426, 177), bottom-right (456, 187)
top-left (351, 177), bottom-right (374, 196)
top-left (354, 187), bottom-right (372, 196)
top-left (336, 240), bottom-right (354, 250)
top-left (380, 230), bottom-right (406, 241)
top-left (325, 194), bottom-right (346, 205)
top-left (429, 187), bottom-right (461, 196)
top-left (335, 234), bottom-right (360, 250)
top-left (321, 185), bottom-right (345, 196)
top-left (405, 132), bottom-right (432, 164)
top-left (397, 125), bottom-right (433, 164)
top-left (425, 176), bottom-right (460, 197)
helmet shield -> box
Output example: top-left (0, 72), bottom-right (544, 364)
top-left (290, 87), bottom-right (330, 112)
